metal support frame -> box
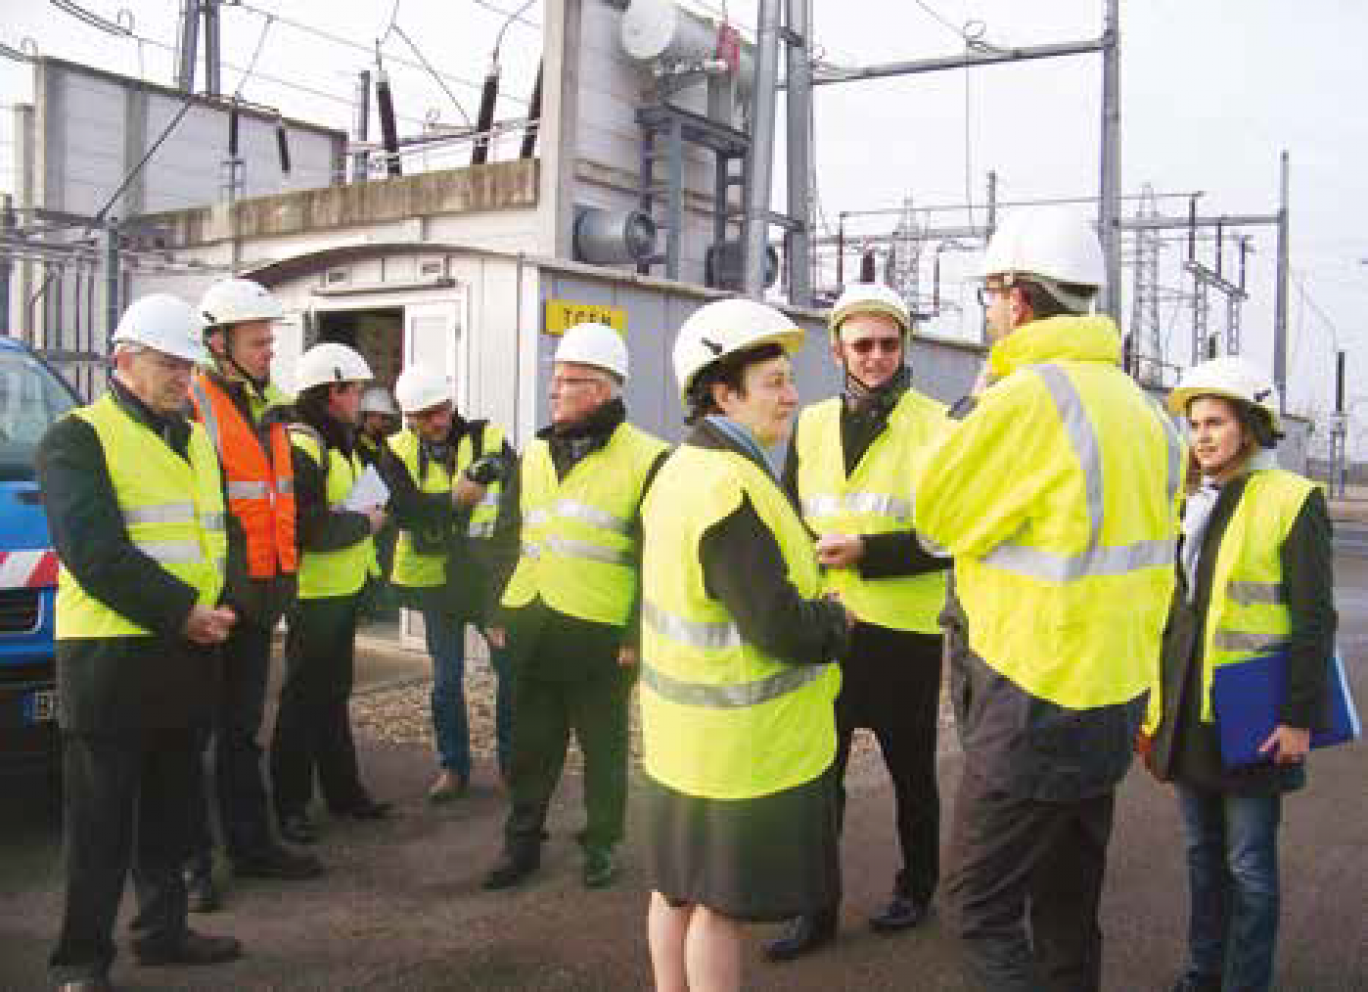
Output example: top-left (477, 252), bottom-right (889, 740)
top-left (742, 0), bottom-right (782, 297)
top-left (782, 0), bottom-right (813, 305)
top-left (1129, 185), bottom-right (1162, 381)
top-left (635, 103), bottom-right (749, 282)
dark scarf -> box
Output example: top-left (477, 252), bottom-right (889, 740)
top-left (542, 397), bottom-right (627, 477)
top-left (109, 375), bottom-right (192, 459)
top-left (418, 414), bottom-right (469, 479)
top-left (843, 364), bottom-right (911, 420)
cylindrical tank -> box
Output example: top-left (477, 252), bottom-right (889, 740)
top-left (574, 207), bottom-right (658, 265)
top-left (620, 0), bottom-right (754, 98)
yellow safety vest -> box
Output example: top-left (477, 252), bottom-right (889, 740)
top-left (56, 393), bottom-right (226, 639)
top-left (795, 391), bottom-right (950, 633)
top-left (1194, 468), bottom-right (1315, 722)
top-left (291, 428), bottom-right (375, 600)
top-left (640, 443), bottom-right (842, 801)
top-left (500, 421), bottom-right (666, 626)
top-left (386, 424), bottom-right (505, 589)
top-left (915, 315), bottom-right (1184, 710)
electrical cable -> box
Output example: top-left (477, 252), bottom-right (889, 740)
top-left (235, 2), bottom-right (525, 104)
top-left (233, 12), bottom-right (275, 99)
top-left (387, 23), bottom-right (472, 126)
top-left (48, 0), bottom-right (131, 37)
top-left (493, 0), bottom-right (539, 62)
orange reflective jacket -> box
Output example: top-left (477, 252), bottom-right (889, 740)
top-left (189, 372), bottom-right (298, 578)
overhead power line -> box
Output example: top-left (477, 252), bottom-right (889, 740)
top-left (233, 2), bottom-right (529, 105)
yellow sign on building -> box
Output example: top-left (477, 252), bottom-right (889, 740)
top-left (544, 299), bottom-right (628, 337)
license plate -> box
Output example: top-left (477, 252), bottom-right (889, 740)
top-left (24, 688), bottom-right (55, 724)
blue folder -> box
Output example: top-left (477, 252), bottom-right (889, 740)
top-left (1210, 651), bottom-right (1362, 769)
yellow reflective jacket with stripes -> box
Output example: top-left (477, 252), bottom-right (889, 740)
top-left (914, 314), bottom-right (1184, 799)
top-left (56, 392), bottom-right (227, 639)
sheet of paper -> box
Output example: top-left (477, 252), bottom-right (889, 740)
top-left (341, 465), bottom-right (391, 512)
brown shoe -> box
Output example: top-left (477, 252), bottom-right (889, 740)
top-left (426, 771), bottom-right (469, 803)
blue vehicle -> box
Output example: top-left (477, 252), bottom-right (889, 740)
top-left (0, 336), bottom-right (80, 775)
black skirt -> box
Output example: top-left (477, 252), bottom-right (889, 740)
top-left (644, 765), bottom-right (841, 922)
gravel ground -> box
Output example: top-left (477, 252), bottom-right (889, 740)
top-left (351, 662), bottom-right (958, 773)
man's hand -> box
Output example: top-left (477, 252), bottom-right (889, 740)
top-left (486, 626), bottom-right (506, 649)
top-left (815, 533), bottom-right (864, 569)
top-left (1259, 725), bottom-right (1311, 765)
top-left (183, 604), bottom-right (236, 646)
top-left (364, 507), bottom-right (388, 534)
top-left (617, 645), bottom-right (638, 667)
top-left (453, 476), bottom-right (488, 509)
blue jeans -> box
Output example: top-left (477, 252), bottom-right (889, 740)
top-left (424, 610), bottom-right (512, 779)
top-left (1176, 786), bottom-right (1282, 992)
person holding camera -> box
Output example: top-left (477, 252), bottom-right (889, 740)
top-left (378, 366), bottom-right (518, 800)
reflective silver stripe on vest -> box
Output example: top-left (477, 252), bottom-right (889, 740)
top-left (200, 512), bottom-right (227, 532)
top-left (276, 478), bottom-right (294, 495)
top-left (545, 536), bottom-right (631, 566)
top-left (123, 501), bottom-right (196, 526)
top-left (1228, 580), bottom-right (1286, 606)
top-left (644, 600), bottom-right (741, 650)
top-left (640, 660), bottom-right (828, 710)
top-left (553, 499), bottom-right (630, 535)
top-left (468, 521), bottom-right (495, 539)
top-left (1212, 629), bottom-right (1290, 653)
top-left (525, 510), bottom-right (550, 527)
top-left (521, 542), bottom-right (541, 559)
top-left (981, 364), bottom-right (1178, 582)
top-left (227, 480), bottom-right (270, 499)
top-left (476, 492), bottom-right (499, 509)
top-left (134, 540), bottom-right (206, 564)
top-left (802, 492), bottom-right (912, 523)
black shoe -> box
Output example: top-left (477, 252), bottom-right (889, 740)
top-left (278, 812), bottom-right (319, 845)
top-left (582, 846), bottom-right (619, 889)
top-left (869, 894), bottom-right (929, 933)
top-left (56, 979), bottom-right (115, 991)
top-left (332, 797), bottom-right (392, 820)
top-left (1172, 974), bottom-right (1222, 992)
top-left (185, 869), bottom-right (221, 914)
top-left (482, 848), bottom-right (540, 890)
top-left (233, 844), bottom-right (324, 880)
top-left (764, 912), bottom-right (838, 962)
top-left (134, 928), bottom-right (242, 966)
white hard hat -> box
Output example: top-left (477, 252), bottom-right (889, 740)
top-left (672, 298), bottom-right (804, 407)
top-left (393, 366), bottom-right (452, 415)
top-left (554, 322), bottom-right (629, 381)
top-left (829, 282), bottom-right (911, 341)
top-left (1167, 356), bottom-right (1281, 433)
top-left (982, 206), bottom-right (1106, 309)
top-left (359, 385), bottom-right (399, 417)
top-left (295, 342), bottom-right (373, 392)
top-left (199, 277), bottom-right (285, 329)
top-left (111, 294), bottom-right (209, 365)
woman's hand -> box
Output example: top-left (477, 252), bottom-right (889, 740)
top-left (1258, 724), bottom-right (1311, 765)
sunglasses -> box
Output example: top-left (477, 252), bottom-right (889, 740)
top-left (846, 337), bottom-right (902, 356)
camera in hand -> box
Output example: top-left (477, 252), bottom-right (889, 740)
top-left (464, 453), bottom-right (508, 486)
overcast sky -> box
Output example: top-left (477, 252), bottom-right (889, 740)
top-left (3, 0), bottom-right (1365, 451)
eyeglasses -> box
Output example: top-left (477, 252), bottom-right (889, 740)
top-left (550, 376), bottom-right (602, 390)
top-left (976, 285), bottom-right (1006, 307)
top-left (846, 337), bottom-right (902, 356)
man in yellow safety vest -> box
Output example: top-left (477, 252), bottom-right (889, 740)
top-left (769, 281), bottom-right (951, 960)
top-left (913, 207), bottom-right (1183, 989)
top-left (482, 322), bottom-right (667, 891)
top-left (40, 294), bottom-right (242, 988)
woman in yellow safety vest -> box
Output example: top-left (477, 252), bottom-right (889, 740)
top-left (1141, 357), bottom-right (1337, 992)
top-left (640, 299), bottom-right (852, 992)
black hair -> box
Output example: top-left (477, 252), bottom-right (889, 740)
top-left (1237, 400), bottom-right (1281, 449)
top-left (296, 383), bottom-right (337, 426)
top-left (684, 342), bottom-right (785, 426)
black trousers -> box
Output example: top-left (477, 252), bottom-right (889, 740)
top-left (190, 618), bottom-right (275, 865)
top-left (945, 764), bottom-right (1115, 992)
top-left (503, 612), bottom-right (633, 854)
top-left (831, 623), bottom-right (943, 907)
top-left (49, 728), bottom-right (199, 983)
top-left (270, 594), bottom-right (368, 818)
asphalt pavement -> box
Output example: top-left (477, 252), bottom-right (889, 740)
top-left (2, 559), bottom-right (1365, 990)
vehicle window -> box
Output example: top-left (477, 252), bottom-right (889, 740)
top-left (0, 351), bottom-right (79, 481)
